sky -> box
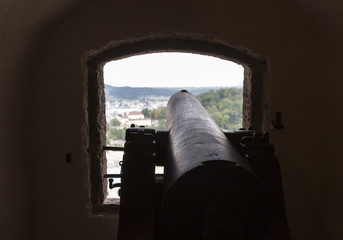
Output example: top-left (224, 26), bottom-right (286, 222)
top-left (103, 52), bottom-right (244, 88)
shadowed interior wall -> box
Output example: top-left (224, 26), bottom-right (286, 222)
top-left (1, 0), bottom-right (343, 239)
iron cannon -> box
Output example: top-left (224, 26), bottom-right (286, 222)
top-left (116, 90), bottom-right (291, 240)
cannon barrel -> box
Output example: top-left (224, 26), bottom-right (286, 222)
top-left (161, 90), bottom-right (268, 239)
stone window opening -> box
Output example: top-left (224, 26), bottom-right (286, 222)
top-left (103, 52), bottom-right (244, 201)
top-left (83, 32), bottom-right (268, 215)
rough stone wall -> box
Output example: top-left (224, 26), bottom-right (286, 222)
top-left (84, 33), bottom-right (268, 214)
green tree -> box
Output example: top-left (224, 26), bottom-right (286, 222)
top-left (111, 118), bottom-right (121, 126)
top-left (141, 108), bottom-right (152, 118)
top-left (152, 107), bottom-right (166, 120)
top-left (142, 107), bottom-right (167, 120)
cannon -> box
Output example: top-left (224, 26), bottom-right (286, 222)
top-left (116, 90), bottom-right (291, 240)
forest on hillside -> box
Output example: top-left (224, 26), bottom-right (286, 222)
top-left (197, 88), bottom-right (243, 130)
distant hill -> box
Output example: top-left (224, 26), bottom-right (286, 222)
top-left (104, 84), bottom-right (228, 100)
